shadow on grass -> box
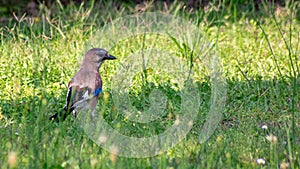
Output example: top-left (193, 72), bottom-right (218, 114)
top-left (0, 76), bottom-right (299, 167)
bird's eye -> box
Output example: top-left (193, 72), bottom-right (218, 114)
top-left (96, 52), bottom-right (104, 57)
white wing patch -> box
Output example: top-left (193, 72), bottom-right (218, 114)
top-left (82, 90), bottom-right (89, 99)
top-left (73, 90), bottom-right (90, 109)
top-left (66, 88), bottom-right (71, 102)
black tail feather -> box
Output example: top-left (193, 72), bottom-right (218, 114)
top-left (49, 109), bottom-right (69, 122)
top-left (49, 106), bottom-right (76, 122)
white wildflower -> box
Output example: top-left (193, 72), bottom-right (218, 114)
top-left (256, 158), bottom-right (265, 165)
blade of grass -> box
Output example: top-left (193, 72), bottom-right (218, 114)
top-left (258, 23), bottom-right (284, 79)
top-left (271, 1), bottom-right (298, 148)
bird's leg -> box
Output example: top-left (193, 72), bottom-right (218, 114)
top-left (73, 110), bottom-right (77, 118)
top-left (90, 108), bottom-right (95, 118)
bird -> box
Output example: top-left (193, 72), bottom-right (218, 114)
top-left (50, 48), bottom-right (116, 122)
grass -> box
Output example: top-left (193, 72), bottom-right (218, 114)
top-left (0, 0), bottom-right (300, 168)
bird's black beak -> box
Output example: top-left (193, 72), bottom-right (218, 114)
top-left (104, 54), bottom-right (116, 60)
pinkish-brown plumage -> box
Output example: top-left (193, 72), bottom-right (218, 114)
top-left (50, 48), bottom-right (116, 122)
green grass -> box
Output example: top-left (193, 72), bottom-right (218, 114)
top-left (1, 1), bottom-right (300, 168)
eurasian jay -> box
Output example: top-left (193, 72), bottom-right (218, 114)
top-left (50, 48), bottom-right (116, 122)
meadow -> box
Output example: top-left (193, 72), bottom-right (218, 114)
top-left (0, 1), bottom-right (299, 168)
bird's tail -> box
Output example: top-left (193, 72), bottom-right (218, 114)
top-left (49, 106), bottom-right (75, 122)
top-left (49, 108), bottom-right (68, 122)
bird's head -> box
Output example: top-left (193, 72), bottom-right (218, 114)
top-left (82, 48), bottom-right (116, 69)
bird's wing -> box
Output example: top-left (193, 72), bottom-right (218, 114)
top-left (64, 84), bottom-right (93, 112)
top-left (50, 81), bottom-right (95, 122)
top-left (63, 71), bottom-right (102, 114)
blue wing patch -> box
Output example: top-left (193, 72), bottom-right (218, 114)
top-left (94, 86), bottom-right (102, 96)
